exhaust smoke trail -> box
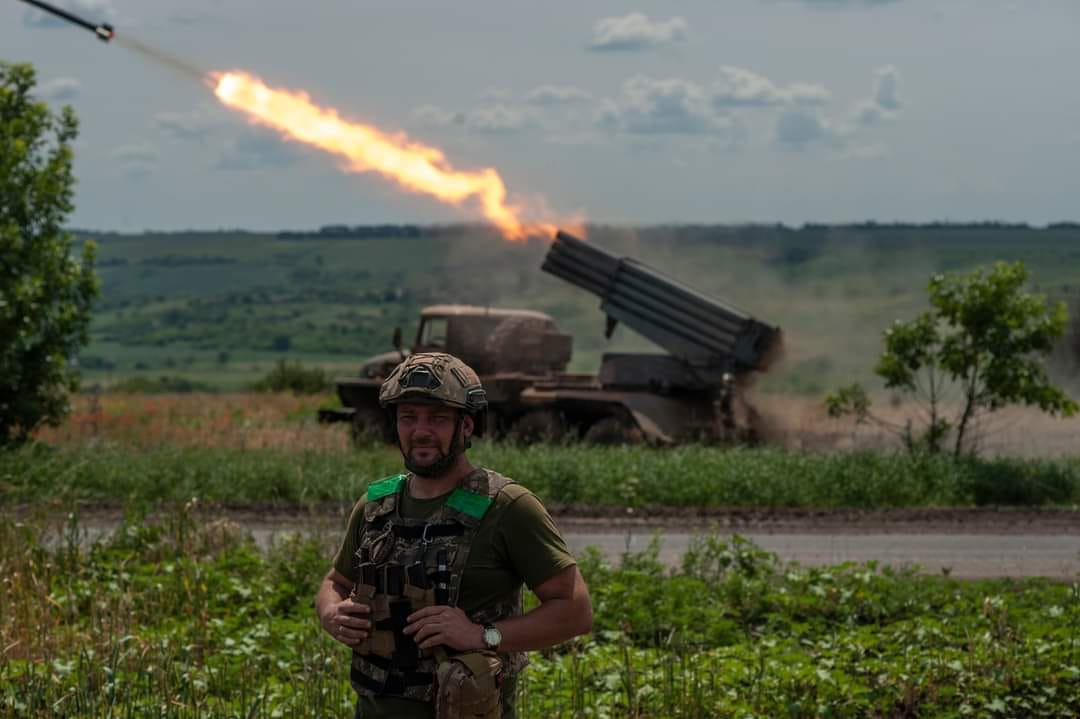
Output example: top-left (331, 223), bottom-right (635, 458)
top-left (18, 0), bottom-right (567, 241)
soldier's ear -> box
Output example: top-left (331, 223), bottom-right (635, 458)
top-left (461, 412), bottom-right (474, 439)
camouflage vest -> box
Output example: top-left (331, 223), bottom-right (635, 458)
top-left (349, 469), bottom-right (528, 704)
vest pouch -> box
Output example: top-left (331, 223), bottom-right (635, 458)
top-left (435, 651), bottom-right (502, 719)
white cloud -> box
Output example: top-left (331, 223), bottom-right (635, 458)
top-left (23, 0), bottom-right (116, 28)
top-left (598, 75), bottom-right (732, 135)
top-left (525, 85), bottom-right (594, 106)
top-left (712, 66), bottom-right (831, 108)
top-left (38, 77), bottom-right (80, 102)
top-left (589, 13), bottom-right (688, 52)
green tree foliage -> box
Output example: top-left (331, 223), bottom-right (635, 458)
top-left (0, 62), bottom-right (98, 446)
top-left (827, 261), bottom-right (1077, 456)
top-left (251, 359), bottom-right (330, 394)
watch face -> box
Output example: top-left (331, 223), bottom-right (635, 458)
top-left (483, 626), bottom-right (501, 648)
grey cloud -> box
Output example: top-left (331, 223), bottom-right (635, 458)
top-left (525, 85), bottom-right (594, 106)
top-left (38, 77), bottom-right (80, 102)
top-left (712, 66), bottom-right (830, 108)
top-left (852, 66), bottom-right (902, 127)
top-left (23, 0), bottom-right (116, 27)
top-left (598, 75), bottom-right (732, 135)
top-left (775, 109), bottom-right (844, 149)
top-left (155, 108), bottom-right (221, 142)
top-left (413, 105), bottom-right (465, 128)
top-left (412, 103), bottom-right (535, 134)
top-left (784, 0), bottom-right (899, 6)
top-left (111, 142), bottom-right (158, 177)
top-left (589, 12), bottom-right (688, 52)
top-left (465, 105), bottom-right (537, 133)
top-left (216, 134), bottom-right (300, 171)
top-left (873, 65), bottom-right (901, 109)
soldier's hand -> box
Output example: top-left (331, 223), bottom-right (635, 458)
top-left (321, 598), bottom-right (371, 648)
top-left (403, 605), bottom-right (483, 652)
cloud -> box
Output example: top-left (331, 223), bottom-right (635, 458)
top-left (111, 142), bottom-right (158, 176)
top-left (525, 85), bottom-right (594, 106)
top-left (852, 66), bottom-right (902, 127)
top-left (783, 0), bottom-right (899, 6)
top-left (155, 108), bottom-right (221, 142)
top-left (872, 65), bottom-right (901, 109)
top-left (589, 12), bottom-right (688, 52)
top-left (38, 77), bottom-right (80, 102)
top-left (413, 103), bottom-right (536, 134)
top-left (215, 134), bottom-right (300, 171)
top-left (775, 109), bottom-right (845, 149)
top-left (23, 0), bottom-right (116, 28)
top-left (598, 75), bottom-right (732, 135)
top-left (712, 66), bottom-right (831, 108)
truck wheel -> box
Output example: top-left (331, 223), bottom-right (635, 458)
top-left (583, 417), bottom-right (644, 445)
top-left (508, 410), bottom-right (566, 444)
top-left (351, 408), bottom-right (386, 445)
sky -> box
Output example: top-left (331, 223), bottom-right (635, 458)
top-left (3, 0), bottom-right (1079, 232)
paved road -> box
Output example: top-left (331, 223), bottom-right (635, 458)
top-left (44, 511), bottom-right (1080, 580)
top-left (561, 530), bottom-right (1080, 579)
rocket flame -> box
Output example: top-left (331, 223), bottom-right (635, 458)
top-left (212, 71), bottom-right (555, 241)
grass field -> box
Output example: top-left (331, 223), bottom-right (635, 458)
top-left (73, 224), bottom-right (1080, 395)
top-left (2, 511), bottom-right (1077, 718)
top-left (7, 392), bottom-right (1080, 510)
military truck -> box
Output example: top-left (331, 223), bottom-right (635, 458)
top-left (319, 230), bottom-right (782, 444)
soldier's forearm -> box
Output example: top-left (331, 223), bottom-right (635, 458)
top-left (492, 593), bottom-right (592, 653)
top-left (314, 576), bottom-right (350, 622)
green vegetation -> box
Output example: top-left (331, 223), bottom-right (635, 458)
top-left (3, 443), bottom-right (1079, 508)
top-left (73, 224), bottom-right (1080, 393)
top-left (828, 261), bottom-right (1077, 456)
top-left (109, 375), bottom-right (216, 394)
top-left (251, 360), bottom-right (331, 394)
top-left (0, 62), bottom-right (99, 445)
top-left (2, 512), bottom-right (1077, 717)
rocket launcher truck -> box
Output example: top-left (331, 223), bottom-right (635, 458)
top-left (320, 230), bottom-right (781, 444)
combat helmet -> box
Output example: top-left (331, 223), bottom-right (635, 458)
top-left (379, 352), bottom-right (488, 437)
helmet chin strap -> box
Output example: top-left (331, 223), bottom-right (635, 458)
top-left (402, 414), bottom-right (465, 479)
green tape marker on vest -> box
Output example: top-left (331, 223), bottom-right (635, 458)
top-left (367, 474), bottom-right (405, 501)
top-left (446, 488), bottom-right (493, 519)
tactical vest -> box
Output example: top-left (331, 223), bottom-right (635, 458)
top-left (349, 469), bottom-right (528, 704)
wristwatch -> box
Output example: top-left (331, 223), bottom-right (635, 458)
top-left (481, 623), bottom-right (502, 650)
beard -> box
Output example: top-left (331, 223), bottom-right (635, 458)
top-left (402, 439), bottom-right (459, 478)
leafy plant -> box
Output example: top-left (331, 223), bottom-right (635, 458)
top-left (827, 261), bottom-right (1077, 456)
top-left (0, 62), bottom-right (99, 446)
top-left (251, 359), bottom-right (330, 394)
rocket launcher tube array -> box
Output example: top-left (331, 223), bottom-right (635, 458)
top-left (542, 230), bottom-right (781, 372)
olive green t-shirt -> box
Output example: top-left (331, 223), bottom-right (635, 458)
top-left (331, 471), bottom-right (577, 719)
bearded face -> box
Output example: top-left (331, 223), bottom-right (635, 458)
top-left (395, 402), bottom-right (473, 478)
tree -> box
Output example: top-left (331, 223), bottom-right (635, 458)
top-left (0, 62), bottom-right (98, 446)
top-left (826, 261), bottom-right (1077, 457)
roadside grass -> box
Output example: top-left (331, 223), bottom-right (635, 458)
top-left (3, 441), bottom-right (1080, 509)
top-left (2, 512), bottom-right (1077, 718)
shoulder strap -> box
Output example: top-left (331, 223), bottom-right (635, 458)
top-left (363, 474), bottom-right (406, 522)
top-left (442, 469), bottom-right (515, 526)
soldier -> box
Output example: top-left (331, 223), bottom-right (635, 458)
top-left (315, 352), bottom-right (592, 718)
